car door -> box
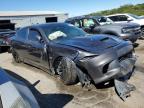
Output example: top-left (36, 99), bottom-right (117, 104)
top-left (26, 28), bottom-right (48, 68)
top-left (13, 27), bottom-right (29, 59)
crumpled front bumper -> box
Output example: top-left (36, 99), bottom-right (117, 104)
top-left (120, 31), bottom-right (141, 43)
top-left (78, 49), bottom-right (136, 85)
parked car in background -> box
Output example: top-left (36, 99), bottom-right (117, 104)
top-left (0, 29), bottom-right (15, 53)
top-left (11, 23), bottom-right (136, 89)
top-left (65, 16), bottom-right (141, 43)
top-left (106, 13), bottom-right (144, 38)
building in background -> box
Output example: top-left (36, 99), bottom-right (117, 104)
top-left (0, 11), bottom-right (68, 28)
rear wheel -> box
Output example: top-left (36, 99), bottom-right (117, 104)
top-left (55, 57), bottom-right (78, 85)
top-left (7, 47), bottom-right (12, 53)
top-left (12, 50), bottom-right (21, 63)
top-left (141, 27), bottom-right (144, 39)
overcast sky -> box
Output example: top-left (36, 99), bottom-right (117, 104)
top-left (0, 0), bottom-right (143, 16)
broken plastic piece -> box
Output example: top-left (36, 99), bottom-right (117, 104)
top-left (114, 79), bottom-right (136, 101)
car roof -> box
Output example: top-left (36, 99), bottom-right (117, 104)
top-left (106, 13), bottom-right (130, 17)
top-left (20, 23), bottom-right (72, 29)
top-left (66, 16), bottom-right (99, 22)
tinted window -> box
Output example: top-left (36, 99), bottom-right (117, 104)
top-left (108, 16), bottom-right (118, 21)
top-left (95, 17), bottom-right (113, 25)
top-left (109, 15), bottom-right (128, 21)
top-left (118, 15), bottom-right (128, 21)
top-left (17, 28), bottom-right (28, 40)
top-left (28, 29), bottom-right (41, 42)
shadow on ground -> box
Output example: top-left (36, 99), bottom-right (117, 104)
top-left (5, 69), bottom-right (74, 108)
top-left (7, 61), bottom-right (113, 107)
top-left (133, 43), bottom-right (139, 48)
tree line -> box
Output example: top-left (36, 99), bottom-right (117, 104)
top-left (88, 3), bottom-right (144, 16)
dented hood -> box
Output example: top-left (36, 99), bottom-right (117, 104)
top-left (57, 34), bottom-right (122, 54)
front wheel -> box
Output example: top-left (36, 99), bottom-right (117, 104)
top-left (141, 27), bottom-right (144, 39)
top-left (56, 57), bottom-right (78, 85)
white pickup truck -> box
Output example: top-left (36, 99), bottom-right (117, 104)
top-left (106, 13), bottom-right (144, 37)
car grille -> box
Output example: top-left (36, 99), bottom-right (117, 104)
top-left (131, 27), bottom-right (141, 33)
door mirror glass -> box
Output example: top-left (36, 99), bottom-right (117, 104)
top-left (127, 18), bottom-right (133, 22)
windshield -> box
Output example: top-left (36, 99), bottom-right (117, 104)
top-left (128, 14), bottom-right (141, 19)
top-left (95, 16), bottom-right (113, 25)
top-left (42, 24), bottom-right (87, 42)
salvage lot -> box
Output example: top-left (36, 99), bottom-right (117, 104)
top-left (0, 40), bottom-right (144, 108)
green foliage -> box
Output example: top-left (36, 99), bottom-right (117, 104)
top-left (88, 3), bottom-right (144, 16)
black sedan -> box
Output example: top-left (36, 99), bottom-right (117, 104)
top-left (11, 23), bottom-right (136, 87)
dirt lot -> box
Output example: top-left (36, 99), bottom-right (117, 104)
top-left (0, 40), bottom-right (144, 108)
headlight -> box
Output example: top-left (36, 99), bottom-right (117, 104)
top-left (122, 28), bottom-right (133, 33)
top-left (122, 27), bottom-right (141, 33)
top-left (77, 50), bottom-right (98, 61)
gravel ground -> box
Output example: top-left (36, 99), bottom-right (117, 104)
top-left (0, 40), bottom-right (144, 108)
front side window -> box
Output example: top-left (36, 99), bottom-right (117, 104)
top-left (109, 15), bottom-right (128, 21)
top-left (118, 15), bottom-right (128, 21)
top-left (73, 20), bottom-right (81, 28)
top-left (28, 29), bottom-right (41, 42)
top-left (96, 17), bottom-right (113, 25)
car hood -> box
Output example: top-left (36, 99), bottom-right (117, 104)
top-left (136, 18), bottom-right (144, 25)
top-left (57, 34), bottom-right (122, 54)
top-left (101, 22), bottom-right (140, 28)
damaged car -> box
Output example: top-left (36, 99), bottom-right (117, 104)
top-left (11, 23), bottom-right (136, 100)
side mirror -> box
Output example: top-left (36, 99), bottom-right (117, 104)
top-left (127, 18), bottom-right (133, 22)
top-left (89, 24), bottom-right (95, 29)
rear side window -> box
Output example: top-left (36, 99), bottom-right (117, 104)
top-left (17, 28), bottom-right (28, 40)
top-left (28, 29), bottom-right (41, 42)
top-left (108, 16), bottom-right (119, 21)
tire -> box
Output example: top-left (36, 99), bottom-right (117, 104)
top-left (12, 50), bottom-right (21, 63)
top-left (7, 47), bottom-right (12, 53)
top-left (0, 47), bottom-right (1, 53)
top-left (56, 57), bottom-right (78, 85)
